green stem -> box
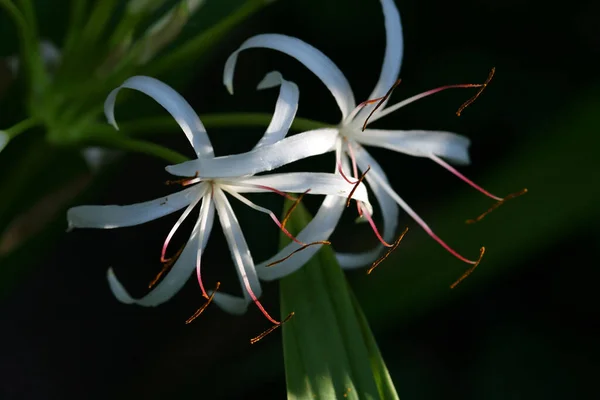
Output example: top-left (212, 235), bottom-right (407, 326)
top-left (104, 113), bottom-right (330, 137)
top-left (84, 134), bottom-right (190, 164)
top-left (0, 0), bottom-right (46, 92)
top-left (3, 117), bottom-right (40, 139)
top-left (147, 0), bottom-right (269, 76)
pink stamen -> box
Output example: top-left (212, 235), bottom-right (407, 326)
top-left (337, 160), bottom-right (357, 184)
top-left (268, 212), bottom-right (305, 245)
top-left (255, 184), bottom-right (297, 201)
top-left (360, 203), bottom-right (393, 248)
top-left (243, 278), bottom-right (280, 325)
top-left (366, 83), bottom-right (484, 125)
top-left (430, 154), bottom-right (503, 201)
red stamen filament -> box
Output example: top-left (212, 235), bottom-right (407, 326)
top-left (185, 281), bottom-right (221, 324)
top-left (337, 160), bottom-right (358, 184)
top-left (364, 68), bottom-right (496, 127)
top-left (430, 153), bottom-right (503, 201)
top-left (359, 203), bottom-right (393, 248)
top-left (149, 245), bottom-right (184, 288)
top-left (367, 227), bottom-right (409, 274)
top-left (450, 247), bottom-right (486, 288)
top-left (255, 184), bottom-right (298, 202)
top-left (281, 189), bottom-right (310, 231)
top-left (374, 174), bottom-right (481, 264)
top-left (225, 190), bottom-right (306, 246)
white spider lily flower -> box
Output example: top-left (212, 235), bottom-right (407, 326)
top-left (172, 0), bottom-right (499, 273)
top-left (67, 75), bottom-right (372, 320)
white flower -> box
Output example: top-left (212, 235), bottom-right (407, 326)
top-left (168, 0), bottom-right (497, 274)
top-left (67, 75), bottom-right (371, 319)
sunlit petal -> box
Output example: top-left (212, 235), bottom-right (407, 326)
top-left (104, 76), bottom-right (214, 157)
top-left (107, 197), bottom-right (216, 306)
top-left (253, 71), bottom-right (299, 149)
top-left (67, 185), bottom-right (201, 229)
top-left (224, 34), bottom-right (356, 120)
top-left (212, 188), bottom-right (262, 310)
top-left (228, 172), bottom-right (371, 204)
top-left (256, 195), bottom-right (346, 281)
top-left (165, 129), bottom-right (339, 178)
top-left (336, 146), bottom-right (399, 268)
top-left (354, 129), bottom-right (471, 165)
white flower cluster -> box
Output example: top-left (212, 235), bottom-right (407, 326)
top-left (68, 0), bottom-right (500, 320)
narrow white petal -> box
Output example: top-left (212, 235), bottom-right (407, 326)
top-left (224, 34), bottom-right (356, 120)
top-left (0, 131), bottom-right (8, 152)
top-left (104, 76), bottom-right (214, 157)
top-left (367, 0), bottom-right (404, 101)
top-left (211, 292), bottom-right (250, 315)
top-left (254, 71), bottom-right (299, 149)
top-left (165, 129), bottom-right (339, 178)
top-left (336, 147), bottom-right (399, 268)
top-left (228, 172), bottom-right (371, 204)
top-left (67, 185), bottom-right (201, 229)
top-left (212, 188), bottom-right (262, 312)
top-left (108, 195), bottom-right (216, 306)
top-left (256, 195), bottom-right (346, 281)
top-left (354, 129), bottom-right (471, 165)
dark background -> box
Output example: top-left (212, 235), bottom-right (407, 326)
top-left (1, 0), bottom-right (599, 398)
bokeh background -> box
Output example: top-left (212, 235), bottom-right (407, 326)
top-left (1, 0), bottom-right (599, 398)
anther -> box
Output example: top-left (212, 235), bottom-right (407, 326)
top-left (250, 312), bottom-right (294, 344)
top-left (450, 247), bottom-right (485, 289)
top-left (266, 241), bottom-right (332, 268)
top-left (150, 245), bottom-right (184, 288)
top-left (346, 166), bottom-right (371, 208)
top-left (466, 188), bottom-right (528, 224)
top-left (456, 67), bottom-right (495, 116)
top-left (367, 227), bottom-right (409, 274)
top-left (281, 189), bottom-right (310, 231)
top-left (185, 281), bottom-right (221, 324)
top-left (362, 79), bottom-right (402, 131)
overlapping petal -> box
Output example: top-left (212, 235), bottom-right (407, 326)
top-left (107, 196), bottom-right (216, 306)
top-left (256, 195), bottom-right (347, 281)
top-left (165, 128), bottom-right (339, 178)
top-left (104, 75), bottom-right (214, 157)
top-left (253, 71), bottom-right (299, 149)
top-left (67, 185), bottom-right (202, 229)
top-left (224, 34), bottom-right (356, 120)
top-left (224, 172), bottom-right (371, 204)
top-left (365, 0), bottom-right (404, 106)
top-left (353, 129), bottom-right (471, 165)
top-left (336, 145), bottom-right (399, 268)
top-left (211, 188), bottom-right (262, 314)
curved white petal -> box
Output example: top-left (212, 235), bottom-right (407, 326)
top-left (0, 131), bottom-right (8, 153)
top-left (227, 172), bottom-right (371, 204)
top-left (211, 292), bottom-right (250, 315)
top-left (165, 129), bottom-right (339, 178)
top-left (336, 146), bottom-right (399, 268)
top-left (254, 71), bottom-right (299, 149)
top-left (354, 129), bottom-right (471, 165)
top-left (212, 188), bottom-right (262, 313)
top-left (104, 75), bottom-right (214, 157)
top-left (367, 0), bottom-right (404, 101)
top-left (224, 34), bottom-right (356, 120)
top-left (256, 195), bottom-right (346, 281)
top-left (107, 195), bottom-right (216, 306)
top-left (67, 185), bottom-right (201, 229)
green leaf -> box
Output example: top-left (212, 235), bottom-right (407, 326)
top-left (279, 201), bottom-right (399, 400)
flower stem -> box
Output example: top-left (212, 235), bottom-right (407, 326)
top-left (2, 117), bottom-right (40, 139)
top-left (109, 113), bottom-right (330, 137)
top-left (83, 134), bottom-right (190, 164)
top-left (147, 0), bottom-right (270, 76)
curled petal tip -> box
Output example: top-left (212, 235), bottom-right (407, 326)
top-left (256, 71), bottom-right (284, 90)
